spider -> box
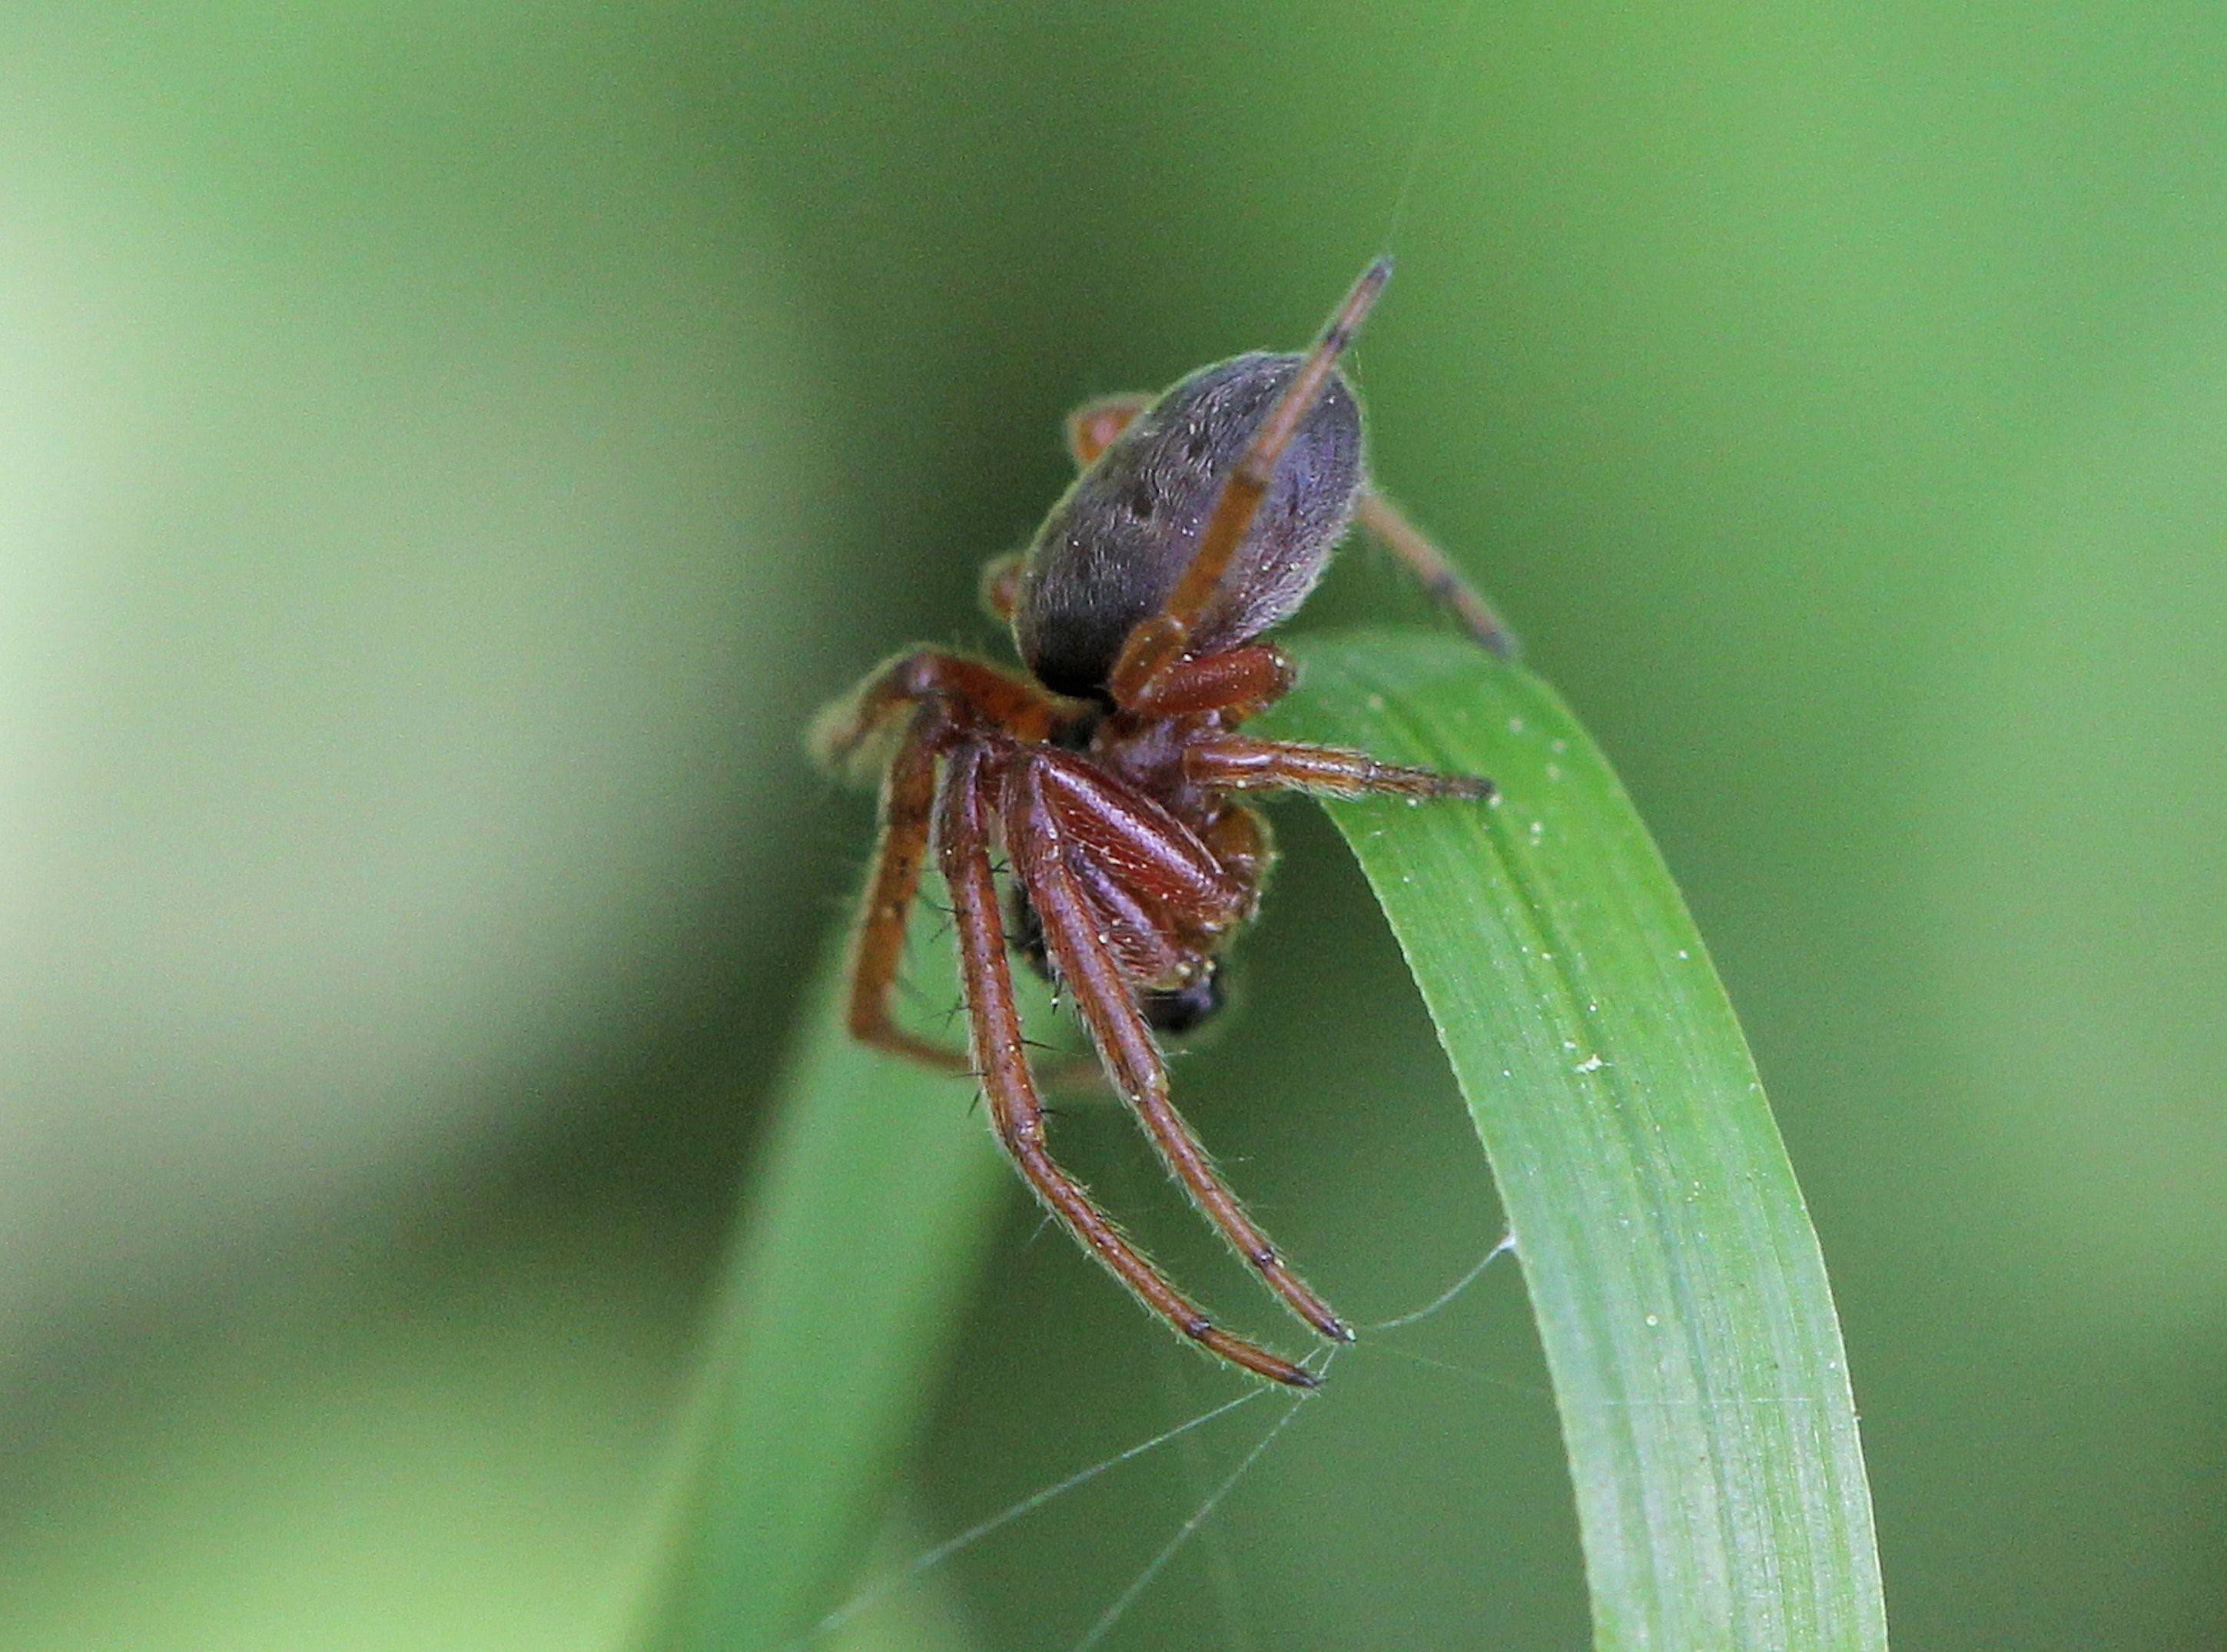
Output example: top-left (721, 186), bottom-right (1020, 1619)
top-left (810, 258), bottom-right (1512, 1388)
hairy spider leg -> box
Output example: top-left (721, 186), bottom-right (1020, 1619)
top-left (811, 649), bottom-right (1065, 771)
top-left (1354, 489), bottom-right (1520, 658)
top-left (1024, 751), bottom-right (1250, 935)
top-left (844, 705), bottom-right (971, 1072)
top-left (1182, 733), bottom-right (1494, 801)
top-left (1108, 258), bottom-right (1394, 708)
top-left (938, 743), bottom-right (1319, 1389)
top-left (815, 649), bottom-right (1075, 1076)
top-left (1117, 643), bottom-right (1297, 720)
top-left (1008, 757), bottom-right (1353, 1345)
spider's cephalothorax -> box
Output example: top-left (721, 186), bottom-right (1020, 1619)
top-left (809, 259), bottom-right (1514, 1388)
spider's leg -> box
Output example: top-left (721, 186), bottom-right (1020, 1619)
top-left (845, 705), bottom-right (971, 1073)
top-left (1030, 753), bottom-right (1251, 936)
top-left (1116, 643), bottom-right (1296, 722)
top-left (814, 649), bottom-right (1076, 1070)
top-left (1356, 489), bottom-right (1519, 658)
top-left (1108, 258), bottom-right (1392, 708)
top-left (938, 744), bottom-right (1319, 1390)
top-left (1183, 734), bottom-right (1493, 802)
top-left (1007, 756), bottom-right (1352, 1346)
top-left (809, 648), bottom-right (1063, 779)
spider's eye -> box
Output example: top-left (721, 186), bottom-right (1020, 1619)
top-left (1123, 483), bottom-right (1157, 523)
top-left (1183, 426), bottom-right (1212, 464)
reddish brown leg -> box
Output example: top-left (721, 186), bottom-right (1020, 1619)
top-left (815, 650), bottom-right (1080, 1076)
top-left (1108, 259), bottom-right (1392, 709)
top-left (1183, 734), bottom-right (1493, 801)
top-left (1007, 758), bottom-right (1352, 1346)
top-left (1117, 644), bottom-right (1296, 721)
top-left (1065, 393), bottom-right (1152, 468)
top-left (809, 648), bottom-right (1065, 776)
top-left (1356, 489), bottom-right (1519, 658)
top-left (1059, 853), bottom-right (1191, 985)
top-left (842, 706), bottom-right (970, 1073)
top-left (938, 744), bottom-right (1319, 1389)
top-left (1031, 751), bottom-right (1250, 936)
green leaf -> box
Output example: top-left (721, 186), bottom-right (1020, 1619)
top-left (626, 624), bottom-right (1884, 1650)
top-left (1265, 628), bottom-right (1886, 1649)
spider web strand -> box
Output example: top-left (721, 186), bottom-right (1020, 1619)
top-left (1368, 1229), bottom-right (1516, 1333)
top-left (1068, 1354), bottom-right (1332, 1652)
top-left (798, 1385), bottom-right (1271, 1644)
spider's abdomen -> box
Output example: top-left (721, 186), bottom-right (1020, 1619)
top-left (1014, 353), bottom-right (1362, 702)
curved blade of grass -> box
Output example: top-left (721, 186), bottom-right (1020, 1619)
top-left (624, 623), bottom-right (1884, 1651)
top-left (1266, 627), bottom-right (1886, 1649)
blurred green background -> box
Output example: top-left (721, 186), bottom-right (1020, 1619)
top-left (4, 2), bottom-right (2222, 1647)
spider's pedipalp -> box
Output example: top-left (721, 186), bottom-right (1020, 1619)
top-left (1029, 751), bottom-right (1249, 936)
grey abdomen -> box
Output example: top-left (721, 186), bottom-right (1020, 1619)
top-left (1015, 353), bottom-right (1362, 701)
